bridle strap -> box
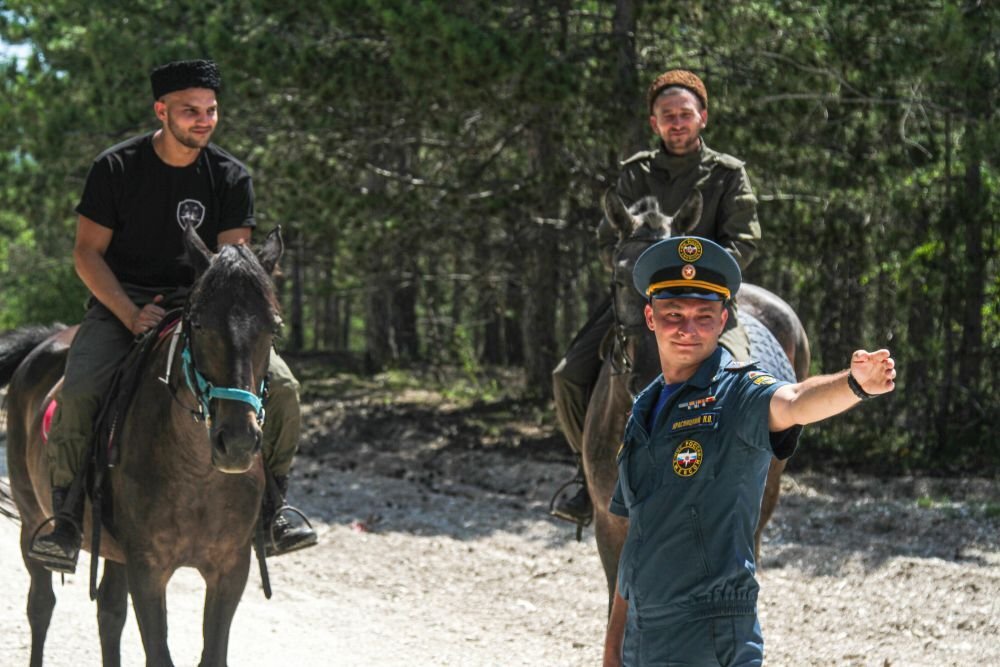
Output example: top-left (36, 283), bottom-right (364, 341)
top-left (179, 333), bottom-right (268, 426)
top-left (609, 257), bottom-right (642, 377)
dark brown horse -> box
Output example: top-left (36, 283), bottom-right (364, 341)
top-left (583, 192), bottom-right (811, 606)
top-left (1, 225), bottom-right (284, 667)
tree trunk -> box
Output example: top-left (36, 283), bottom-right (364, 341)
top-left (289, 229), bottom-right (305, 352)
top-left (364, 261), bottom-right (394, 372)
top-left (613, 0), bottom-right (645, 159)
top-left (392, 263), bottom-right (420, 361)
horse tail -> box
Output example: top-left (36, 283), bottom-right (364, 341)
top-left (791, 328), bottom-right (811, 382)
top-left (0, 483), bottom-right (17, 522)
top-left (1, 324), bottom-right (65, 523)
top-left (0, 324), bottom-right (66, 389)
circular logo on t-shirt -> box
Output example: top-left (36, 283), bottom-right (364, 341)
top-left (177, 199), bottom-right (206, 230)
top-left (673, 440), bottom-right (703, 477)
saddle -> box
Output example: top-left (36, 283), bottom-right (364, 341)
top-left (30, 313), bottom-right (183, 587)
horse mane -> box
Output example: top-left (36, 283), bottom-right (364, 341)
top-left (189, 244), bottom-right (280, 316)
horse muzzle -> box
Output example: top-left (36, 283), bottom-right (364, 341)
top-left (209, 417), bottom-right (262, 474)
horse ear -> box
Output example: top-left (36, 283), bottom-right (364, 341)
top-left (671, 190), bottom-right (704, 235)
top-left (257, 226), bottom-right (284, 275)
top-left (601, 188), bottom-right (635, 239)
top-left (183, 222), bottom-right (213, 277)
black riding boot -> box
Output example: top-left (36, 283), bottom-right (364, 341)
top-left (550, 461), bottom-right (593, 526)
top-left (30, 486), bottom-right (83, 574)
top-left (261, 475), bottom-right (318, 557)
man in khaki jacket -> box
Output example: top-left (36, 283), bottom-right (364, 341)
top-left (551, 69), bottom-right (761, 524)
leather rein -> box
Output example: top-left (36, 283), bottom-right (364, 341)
top-left (608, 240), bottom-right (652, 380)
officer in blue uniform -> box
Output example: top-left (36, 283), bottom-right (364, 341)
top-left (602, 237), bottom-right (897, 666)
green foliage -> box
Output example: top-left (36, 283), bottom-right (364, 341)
top-left (1, 0), bottom-right (997, 472)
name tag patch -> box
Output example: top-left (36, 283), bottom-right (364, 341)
top-left (671, 413), bottom-right (716, 431)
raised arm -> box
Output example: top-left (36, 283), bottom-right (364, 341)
top-left (769, 349), bottom-right (896, 432)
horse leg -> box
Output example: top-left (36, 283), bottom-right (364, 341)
top-left (97, 560), bottom-right (129, 667)
top-left (21, 546), bottom-right (55, 667)
top-left (754, 456), bottom-right (787, 562)
top-left (593, 509), bottom-right (628, 615)
top-left (198, 548), bottom-right (252, 667)
top-left (127, 561), bottom-right (174, 667)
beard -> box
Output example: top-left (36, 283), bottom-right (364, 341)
top-left (663, 131), bottom-right (700, 155)
top-left (166, 114), bottom-right (214, 149)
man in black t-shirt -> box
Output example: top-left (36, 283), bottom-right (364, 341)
top-left (31, 60), bottom-right (317, 573)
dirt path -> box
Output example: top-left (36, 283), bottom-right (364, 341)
top-left (2, 377), bottom-right (998, 666)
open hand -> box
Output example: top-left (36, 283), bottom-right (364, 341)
top-left (850, 349), bottom-right (896, 396)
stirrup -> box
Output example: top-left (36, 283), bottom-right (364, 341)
top-left (264, 503), bottom-right (318, 556)
top-left (28, 514), bottom-right (82, 574)
top-left (548, 478), bottom-right (593, 527)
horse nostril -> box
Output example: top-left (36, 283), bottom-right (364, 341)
top-left (215, 429), bottom-right (228, 455)
top-left (254, 429), bottom-right (262, 453)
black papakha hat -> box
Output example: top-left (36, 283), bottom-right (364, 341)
top-left (150, 60), bottom-right (221, 99)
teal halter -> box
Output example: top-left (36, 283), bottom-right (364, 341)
top-left (181, 342), bottom-right (267, 425)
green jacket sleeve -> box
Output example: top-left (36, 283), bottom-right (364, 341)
top-left (715, 164), bottom-right (760, 270)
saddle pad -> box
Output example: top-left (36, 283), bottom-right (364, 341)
top-left (41, 399), bottom-right (58, 443)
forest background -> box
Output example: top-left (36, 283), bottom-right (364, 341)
top-left (1, 1), bottom-right (996, 474)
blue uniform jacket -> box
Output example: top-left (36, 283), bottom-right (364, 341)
top-left (610, 347), bottom-right (789, 624)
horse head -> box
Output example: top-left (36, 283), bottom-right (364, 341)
top-left (601, 189), bottom-right (703, 394)
top-left (181, 224), bottom-right (284, 473)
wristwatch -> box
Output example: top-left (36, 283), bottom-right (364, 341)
top-left (847, 371), bottom-right (873, 401)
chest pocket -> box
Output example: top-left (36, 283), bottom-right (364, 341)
top-left (659, 409), bottom-right (721, 485)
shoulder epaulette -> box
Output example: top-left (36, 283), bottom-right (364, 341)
top-left (620, 149), bottom-right (657, 167)
top-left (724, 359), bottom-right (759, 372)
top-left (712, 153), bottom-right (746, 170)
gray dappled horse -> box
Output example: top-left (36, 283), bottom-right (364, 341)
top-left (0, 225), bottom-right (284, 667)
top-left (583, 191), bottom-right (811, 607)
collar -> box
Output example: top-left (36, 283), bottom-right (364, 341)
top-left (652, 139), bottom-right (702, 174)
top-left (632, 346), bottom-right (729, 421)
top-left (692, 346), bottom-right (730, 388)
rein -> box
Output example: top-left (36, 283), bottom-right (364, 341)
top-left (609, 239), bottom-right (652, 379)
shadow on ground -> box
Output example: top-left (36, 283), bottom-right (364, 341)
top-left (283, 358), bottom-right (1000, 568)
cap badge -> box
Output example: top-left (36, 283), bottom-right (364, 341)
top-left (681, 264), bottom-right (696, 280)
top-left (678, 238), bottom-right (703, 263)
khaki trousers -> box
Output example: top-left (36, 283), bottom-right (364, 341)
top-left (47, 290), bottom-right (300, 487)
